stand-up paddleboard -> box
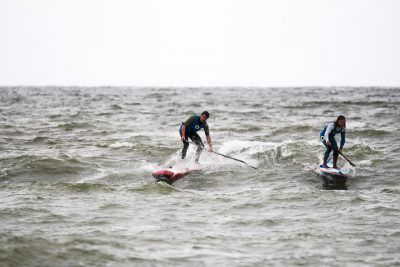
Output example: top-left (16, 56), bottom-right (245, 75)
top-left (314, 155), bottom-right (351, 188)
top-left (152, 166), bottom-right (201, 185)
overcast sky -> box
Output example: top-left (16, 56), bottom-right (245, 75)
top-left (1, 0), bottom-right (399, 86)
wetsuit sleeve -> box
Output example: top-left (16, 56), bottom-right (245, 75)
top-left (340, 131), bottom-right (345, 149)
top-left (184, 115), bottom-right (196, 125)
top-left (204, 123), bottom-right (210, 136)
top-left (324, 123), bottom-right (334, 141)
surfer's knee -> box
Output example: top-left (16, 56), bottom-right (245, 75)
top-left (193, 137), bottom-right (204, 149)
top-left (196, 144), bottom-right (204, 152)
top-left (199, 141), bottom-right (205, 149)
top-left (325, 147), bottom-right (332, 155)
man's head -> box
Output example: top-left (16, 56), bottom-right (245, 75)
top-left (336, 115), bottom-right (346, 127)
top-left (200, 111), bottom-right (210, 123)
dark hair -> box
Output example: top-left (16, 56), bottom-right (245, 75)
top-left (335, 115), bottom-right (346, 127)
top-left (201, 111), bottom-right (210, 118)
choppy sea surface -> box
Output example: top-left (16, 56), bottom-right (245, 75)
top-left (0, 87), bottom-right (399, 266)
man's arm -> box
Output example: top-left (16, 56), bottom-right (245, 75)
top-left (206, 134), bottom-right (213, 152)
top-left (206, 135), bottom-right (214, 152)
top-left (181, 124), bottom-right (186, 141)
top-left (204, 124), bottom-right (213, 152)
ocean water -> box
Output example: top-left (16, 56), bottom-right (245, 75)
top-left (0, 86), bottom-right (399, 266)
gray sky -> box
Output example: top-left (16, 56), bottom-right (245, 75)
top-left (1, 0), bottom-right (399, 86)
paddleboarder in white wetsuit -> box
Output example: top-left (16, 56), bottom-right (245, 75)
top-left (320, 115), bottom-right (346, 169)
top-left (179, 111), bottom-right (214, 162)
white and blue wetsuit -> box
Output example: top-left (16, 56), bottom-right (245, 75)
top-left (320, 122), bottom-right (346, 159)
top-left (179, 115), bottom-right (209, 161)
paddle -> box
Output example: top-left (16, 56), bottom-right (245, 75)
top-left (187, 141), bottom-right (257, 169)
top-left (213, 151), bottom-right (258, 169)
top-left (338, 150), bottom-right (356, 167)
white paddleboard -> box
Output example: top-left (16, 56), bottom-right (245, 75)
top-left (315, 155), bottom-right (351, 187)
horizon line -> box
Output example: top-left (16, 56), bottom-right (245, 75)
top-left (0, 84), bottom-right (399, 89)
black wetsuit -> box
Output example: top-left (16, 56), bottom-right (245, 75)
top-left (179, 115), bottom-right (209, 162)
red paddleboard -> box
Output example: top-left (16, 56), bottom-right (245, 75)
top-left (152, 167), bottom-right (199, 184)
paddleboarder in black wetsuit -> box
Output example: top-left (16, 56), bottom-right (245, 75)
top-left (179, 111), bottom-right (214, 162)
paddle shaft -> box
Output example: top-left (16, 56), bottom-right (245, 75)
top-left (338, 150), bottom-right (356, 167)
top-left (213, 151), bottom-right (258, 169)
top-left (186, 141), bottom-right (257, 169)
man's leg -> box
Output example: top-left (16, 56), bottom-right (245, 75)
top-left (331, 140), bottom-right (339, 169)
top-left (181, 140), bottom-right (189, 159)
top-left (190, 133), bottom-right (204, 163)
